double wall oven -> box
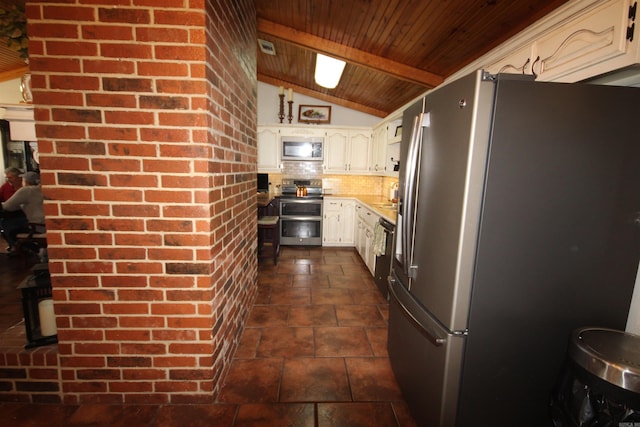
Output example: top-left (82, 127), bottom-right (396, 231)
top-left (280, 179), bottom-right (323, 246)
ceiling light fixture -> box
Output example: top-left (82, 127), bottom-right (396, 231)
top-left (314, 53), bottom-right (346, 89)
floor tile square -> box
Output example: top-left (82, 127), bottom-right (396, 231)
top-left (235, 403), bottom-right (315, 427)
top-left (335, 305), bottom-right (386, 326)
top-left (345, 358), bottom-right (404, 402)
top-left (288, 305), bottom-right (337, 327)
top-left (328, 274), bottom-right (371, 289)
top-left (317, 402), bottom-right (399, 427)
top-left (292, 274), bottom-right (330, 288)
top-left (351, 288), bottom-right (387, 305)
top-left (280, 358), bottom-right (351, 402)
top-left (315, 327), bottom-right (373, 357)
top-left (277, 263), bottom-right (311, 275)
top-left (310, 264), bottom-right (345, 275)
top-left (256, 327), bottom-right (315, 357)
top-left (235, 328), bottom-right (261, 358)
top-left (269, 288), bottom-right (311, 305)
top-left (311, 288), bottom-right (354, 304)
top-left (152, 404), bottom-right (236, 427)
top-left (246, 305), bottom-right (289, 327)
top-left (258, 273), bottom-right (293, 288)
top-left (365, 327), bottom-right (389, 357)
top-left (218, 359), bottom-right (282, 403)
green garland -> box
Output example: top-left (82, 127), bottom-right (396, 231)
top-left (0, 5), bottom-right (28, 59)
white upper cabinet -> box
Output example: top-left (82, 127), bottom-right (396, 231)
top-left (370, 124), bottom-right (387, 174)
top-left (325, 128), bottom-right (371, 173)
top-left (257, 126), bottom-right (281, 172)
top-left (482, 0), bottom-right (640, 84)
top-left (533, 0), bottom-right (636, 82)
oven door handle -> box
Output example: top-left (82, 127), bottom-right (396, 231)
top-left (280, 215), bottom-right (322, 221)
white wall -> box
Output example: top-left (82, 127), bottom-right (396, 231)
top-left (0, 77), bottom-right (24, 104)
top-left (257, 81), bottom-right (380, 127)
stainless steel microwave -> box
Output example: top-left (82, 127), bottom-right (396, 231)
top-left (281, 136), bottom-right (323, 161)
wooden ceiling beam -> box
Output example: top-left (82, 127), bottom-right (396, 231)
top-left (0, 65), bottom-right (29, 84)
top-left (258, 73), bottom-right (388, 118)
top-left (258, 19), bottom-right (444, 88)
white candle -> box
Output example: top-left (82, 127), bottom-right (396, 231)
top-left (38, 299), bottom-right (57, 337)
top-left (288, 88), bottom-right (293, 101)
top-left (279, 86), bottom-right (284, 95)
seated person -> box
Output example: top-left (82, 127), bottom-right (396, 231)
top-left (0, 171), bottom-right (44, 254)
top-left (0, 167), bottom-right (26, 250)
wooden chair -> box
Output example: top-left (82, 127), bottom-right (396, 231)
top-left (257, 216), bottom-right (280, 264)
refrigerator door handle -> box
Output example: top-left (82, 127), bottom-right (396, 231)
top-left (402, 113), bottom-right (428, 281)
top-left (389, 275), bottom-right (448, 347)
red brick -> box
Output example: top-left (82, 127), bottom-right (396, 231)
top-left (154, 10), bottom-right (205, 26)
top-left (50, 75), bottom-right (100, 91)
top-left (108, 143), bottom-right (157, 157)
top-left (88, 126), bottom-right (138, 141)
top-left (93, 189), bottom-right (143, 202)
top-left (98, 7), bottom-right (151, 24)
top-left (115, 262), bottom-right (164, 275)
top-left (29, 23), bottom-right (78, 39)
top-left (136, 27), bottom-right (189, 43)
top-left (138, 62), bottom-right (189, 77)
top-left (139, 127), bottom-right (190, 142)
top-left (86, 93), bottom-right (137, 108)
top-left (104, 110), bottom-right (154, 125)
top-left (91, 158), bottom-right (141, 172)
top-left (83, 59), bottom-right (135, 75)
top-left (43, 5), bottom-right (95, 21)
top-left (95, 218), bottom-right (145, 232)
top-left (82, 25), bottom-right (134, 40)
top-left (101, 43), bottom-right (153, 60)
top-left (47, 40), bottom-right (98, 56)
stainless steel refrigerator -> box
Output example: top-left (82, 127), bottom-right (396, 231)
top-left (388, 70), bottom-right (640, 427)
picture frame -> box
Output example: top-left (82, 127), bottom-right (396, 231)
top-left (298, 105), bottom-right (331, 124)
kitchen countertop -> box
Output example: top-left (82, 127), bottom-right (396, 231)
top-left (324, 194), bottom-right (397, 225)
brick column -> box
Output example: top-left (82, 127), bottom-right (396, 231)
top-left (27, 0), bottom-right (257, 404)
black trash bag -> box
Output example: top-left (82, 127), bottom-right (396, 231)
top-left (550, 360), bottom-right (640, 427)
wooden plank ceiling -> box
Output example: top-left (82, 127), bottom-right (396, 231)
top-left (0, 1), bottom-right (570, 117)
top-left (257, 0), bottom-right (570, 117)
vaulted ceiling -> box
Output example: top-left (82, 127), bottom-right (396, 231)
top-left (0, 1), bottom-right (570, 117)
top-left (256, 0), bottom-right (570, 117)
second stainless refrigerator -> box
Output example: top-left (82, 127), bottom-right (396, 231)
top-left (388, 70), bottom-right (640, 426)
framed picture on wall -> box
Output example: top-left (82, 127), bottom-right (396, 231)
top-left (298, 105), bottom-right (331, 124)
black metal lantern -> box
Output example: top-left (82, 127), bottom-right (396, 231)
top-left (17, 263), bottom-right (58, 348)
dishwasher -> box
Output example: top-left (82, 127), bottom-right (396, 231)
top-left (374, 217), bottom-right (394, 298)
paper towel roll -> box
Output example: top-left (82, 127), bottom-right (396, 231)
top-left (38, 299), bottom-right (57, 337)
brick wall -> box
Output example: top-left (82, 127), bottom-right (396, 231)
top-left (25, 0), bottom-right (258, 404)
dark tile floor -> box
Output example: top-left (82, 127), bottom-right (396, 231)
top-left (0, 246), bottom-right (418, 426)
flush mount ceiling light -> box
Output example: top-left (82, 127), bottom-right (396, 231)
top-left (258, 39), bottom-right (276, 55)
top-left (315, 53), bottom-right (346, 89)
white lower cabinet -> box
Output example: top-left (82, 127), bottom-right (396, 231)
top-left (322, 198), bottom-right (355, 246)
top-left (354, 203), bottom-right (379, 274)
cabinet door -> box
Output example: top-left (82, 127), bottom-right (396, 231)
top-left (370, 125), bottom-right (387, 174)
top-left (533, 0), bottom-right (632, 82)
top-left (323, 199), bottom-right (342, 245)
top-left (485, 43), bottom-right (534, 76)
top-left (341, 200), bottom-right (356, 245)
top-left (348, 131), bottom-right (371, 173)
top-left (257, 126), bottom-right (280, 172)
top-left (325, 130), bottom-right (349, 172)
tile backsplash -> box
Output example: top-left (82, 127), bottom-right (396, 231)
top-left (263, 166), bottom-right (398, 199)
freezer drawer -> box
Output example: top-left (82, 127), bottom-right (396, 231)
top-left (388, 276), bottom-right (465, 427)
